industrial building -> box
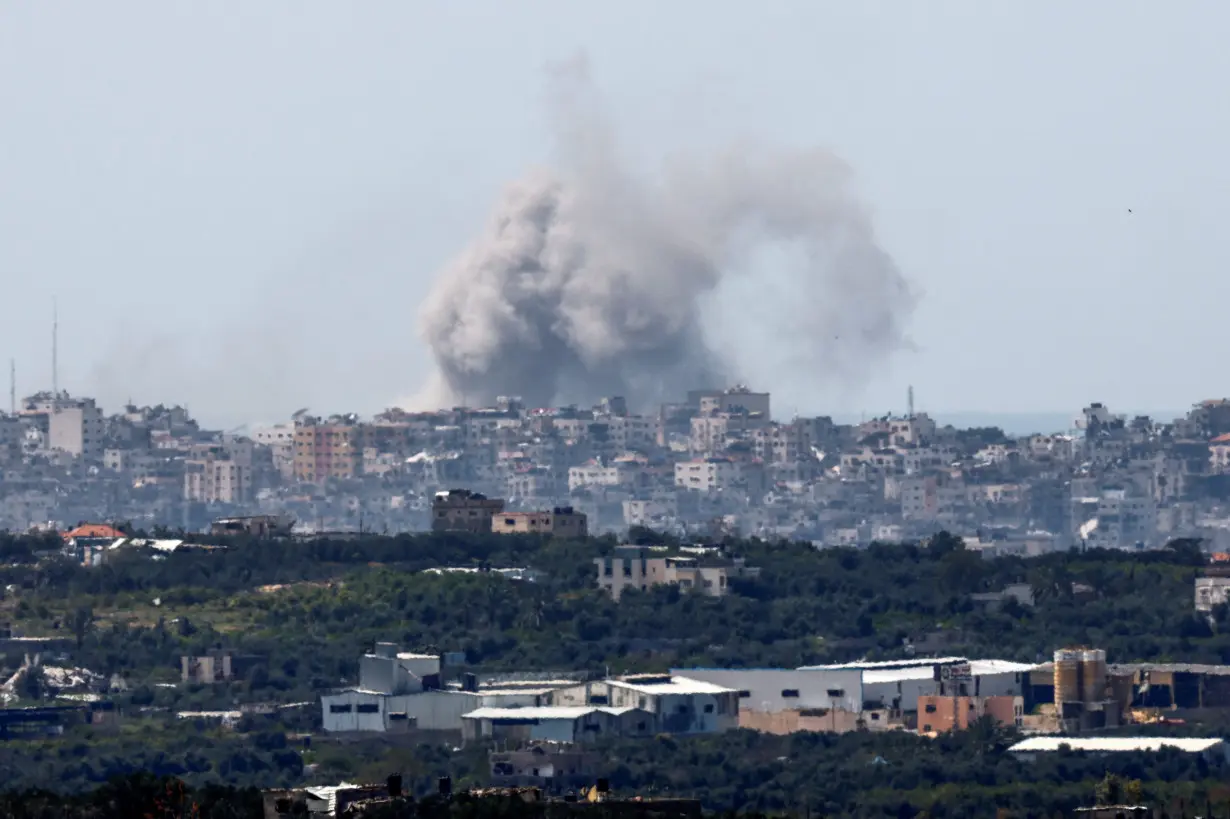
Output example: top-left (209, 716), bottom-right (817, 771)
top-left (550, 675), bottom-right (739, 735)
top-left (461, 706), bottom-right (655, 744)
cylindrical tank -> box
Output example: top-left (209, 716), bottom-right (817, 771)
top-left (1079, 648), bottom-right (1108, 703)
top-left (1054, 649), bottom-right (1081, 708)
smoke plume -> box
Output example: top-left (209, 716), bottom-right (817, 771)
top-left (413, 60), bottom-right (915, 412)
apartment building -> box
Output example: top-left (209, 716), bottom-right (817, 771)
top-left (184, 455), bottom-right (252, 505)
top-left (491, 507), bottom-right (588, 538)
top-left (251, 423), bottom-right (296, 480)
top-left (48, 397), bottom-right (104, 460)
top-left (293, 417), bottom-right (361, 482)
top-left (594, 548), bottom-right (760, 601)
top-left (431, 489), bottom-right (505, 533)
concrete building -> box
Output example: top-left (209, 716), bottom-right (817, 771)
top-left (675, 457), bottom-right (763, 494)
top-left (491, 508), bottom-right (588, 538)
top-left (251, 423), bottom-right (296, 480)
top-left (550, 675), bottom-right (738, 735)
top-left (1195, 574), bottom-right (1230, 613)
top-left (670, 668), bottom-right (863, 721)
top-left (917, 695), bottom-right (1024, 734)
top-left (184, 451), bottom-right (252, 504)
top-left (489, 744), bottom-right (598, 789)
top-left (595, 549), bottom-right (760, 601)
top-left (293, 417), bottom-right (361, 482)
top-left (48, 397), bottom-right (104, 459)
top-left (461, 706), bottom-right (655, 744)
top-left (431, 489), bottom-right (505, 533)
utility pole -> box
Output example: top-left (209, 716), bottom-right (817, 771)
top-left (51, 297), bottom-right (59, 398)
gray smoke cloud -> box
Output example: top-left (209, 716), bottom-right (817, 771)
top-left (411, 60), bottom-right (915, 412)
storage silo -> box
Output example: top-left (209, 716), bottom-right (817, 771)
top-left (1053, 649), bottom-right (1081, 710)
top-left (1079, 648), bottom-right (1108, 703)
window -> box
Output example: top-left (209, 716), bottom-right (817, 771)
top-left (922, 724), bottom-right (931, 732)
top-left (781, 689), bottom-right (800, 698)
top-left (924, 704), bottom-right (936, 713)
top-left (703, 704), bottom-right (714, 713)
top-left (329, 704), bottom-right (352, 713)
top-left (356, 704), bottom-right (379, 714)
top-left (737, 690), bottom-right (751, 698)
top-left (826, 689), bottom-right (845, 698)
top-left (870, 713), bottom-right (880, 721)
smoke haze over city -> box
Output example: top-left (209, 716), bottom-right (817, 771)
top-left (411, 59), bottom-right (915, 412)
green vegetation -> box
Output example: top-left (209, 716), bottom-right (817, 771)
top-left (4, 529), bottom-right (1230, 814)
top-left (2, 531), bottom-right (1224, 713)
top-left (5, 729), bottom-right (1230, 817)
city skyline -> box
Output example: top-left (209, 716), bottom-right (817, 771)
top-left (3, 3), bottom-right (1228, 424)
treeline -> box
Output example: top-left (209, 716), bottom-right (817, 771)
top-left (8, 729), bottom-right (1230, 818)
top-left (5, 530), bottom-right (1228, 717)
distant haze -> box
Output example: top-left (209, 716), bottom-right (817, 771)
top-left (408, 58), bottom-right (915, 412)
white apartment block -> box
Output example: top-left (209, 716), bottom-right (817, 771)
top-left (568, 462), bottom-right (635, 492)
top-left (674, 452), bottom-right (747, 491)
top-left (607, 415), bottom-right (658, 451)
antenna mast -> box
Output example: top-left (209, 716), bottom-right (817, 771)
top-left (52, 298), bottom-right (59, 398)
top-left (907, 385), bottom-right (915, 419)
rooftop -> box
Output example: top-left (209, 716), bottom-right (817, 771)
top-left (462, 706), bottom-right (639, 720)
top-left (607, 676), bottom-right (737, 696)
top-left (1008, 737), bottom-right (1224, 754)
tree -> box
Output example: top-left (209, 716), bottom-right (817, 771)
top-left (72, 605), bottom-right (94, 649)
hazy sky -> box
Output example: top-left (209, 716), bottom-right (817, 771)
top-left (2, 2), bottom-right (1227, 427)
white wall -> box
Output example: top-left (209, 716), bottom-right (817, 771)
top-left (861, 671), bottom-right (938, 712)
top-left (322, 689), bottom-right (388, 732)
top-left (671, 669), bottom-right (863, 714)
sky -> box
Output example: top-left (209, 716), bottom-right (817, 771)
top-left (2, 2), bottom-right (1227, 429)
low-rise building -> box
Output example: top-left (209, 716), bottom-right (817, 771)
top-left (1196, 573), bottom-right (1230, 613)
top-left (550, 675), bottom-right (739, 735)
top-left (916, 695), bottom-right (1024, 734)
top-left (431, 489), bottom-right (505, 534)
top-left (491, 507), bottom-right (588, 538)
top-left (594, 548), bottom-right (760, 601)
top-left (461, 705), bottom-right (655, 744)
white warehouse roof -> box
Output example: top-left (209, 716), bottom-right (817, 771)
top-left (862, 667), bottom-right (936, 684)
top-left (1009, 737), bottom-right (1224, 754)
top-left (798, 657), bottom-right (967, 671)
top-left (608, 676), bottom-right (737, 696)
top-left (462, 706), bottom-right (638, 721)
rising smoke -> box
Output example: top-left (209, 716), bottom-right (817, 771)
top-left (413, 59), bottom-right (915, 412)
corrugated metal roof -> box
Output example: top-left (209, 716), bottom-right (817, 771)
top-left (462, 706), bottom-right (635, 720)
top-left (1009, 737), bottom-right (1224, 754)
top-left (862, 667), bottom-right (935, 684)
top-left (798, 657), bottom-right (967, 671)
top-left (607, 676), bottom-right (736, 695)
top-left (968, 660), bottom-right (1036, 675)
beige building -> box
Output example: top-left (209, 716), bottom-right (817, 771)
top-left (48, 397), bottom-right (104, 459)
top-left (595, 549), bottom-right (760, 601)
top-left (431, 489), bottom-right (505, 533)
top-left (293, 417), bottom-right (361, 482)
top-left (184, 450), bottom-right (252, 505)
top-left (492, 507), bottom-right (588, 538)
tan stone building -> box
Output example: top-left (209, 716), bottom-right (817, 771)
top-left (293, 417), bottom-right (361, 482)
top-left (491, 507), bottom-right (588, 538)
